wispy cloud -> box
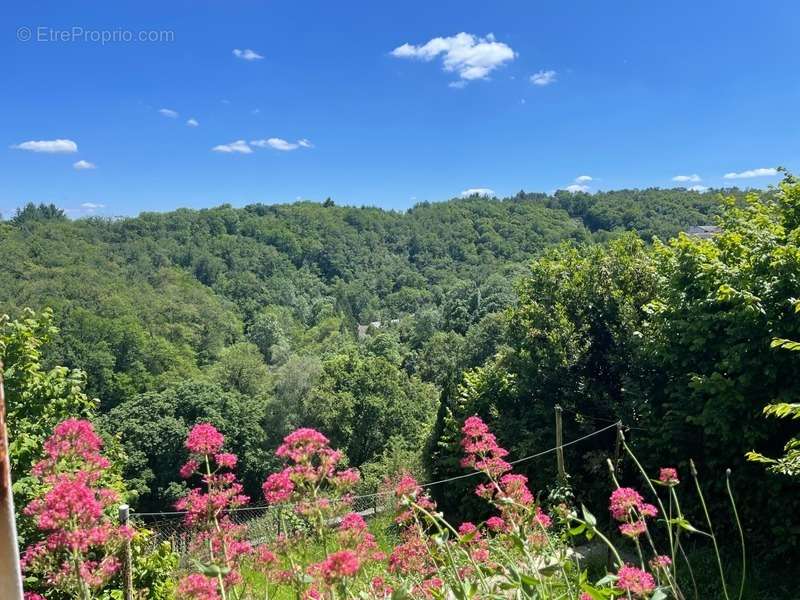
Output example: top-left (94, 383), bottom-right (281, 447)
top-left (391, 32), bottom-right (515, 84)
top-left (672, 174), bottom-right (701, 182)
top-left (530, 70), bottom-right (557, 86)
top-left (11, 139), bottom-right (78, 153)
top-left (723, 167), bottom-right (778, 179)
top-left (80, 202), bottom-right (105, 209)
top-left (460, 187), bottom-right (495, 197)
top-left (186, 118), bottom-right (199, 127)
top-left (565, 184), bottom-right (589, 193)
top-left (562, 175), bottom-right (593, 193)
top-left (233, 48), bottom-right (264, 61)
top-left (212, 140), bottom-right (253, 154)
top-left (159, 108), bottom-right (179, 118)
top-left (73, 160), bottom-right (96, 170)
top-left (689, 185), bottom-right (709, 192)
top-left (251, 137), bottom-right (313, 151)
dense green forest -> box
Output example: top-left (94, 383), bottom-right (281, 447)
top-left (4, 182), bottom-right (798, 592)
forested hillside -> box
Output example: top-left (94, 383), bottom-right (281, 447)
top-left (0, 188), bottom-right (726, 510)
top-left (4, 181), bottom-right (800, 598)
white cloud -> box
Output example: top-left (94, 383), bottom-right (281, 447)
top-left (186, 118), bottom-right (199, 127)
top-left (723, 167), bottom-right (778, 179)
top-left (80, 202), bottom-right (105, 209)
top-left (575, 175), bottom-right (593, 183)
top-left (461, 188), bottom-right (495, 197)
top-left (530, 70), bottom-right (557, 86)
top-left (73, 160), bottom-right (96, 170)
top-left (565, 184), bottom-right (590, 193)
top-left (11, 139), bottom-right (78, 153)
top-left (672, 174), bottom-right (701, 182)
top-left (159, 108), bottom-right (178, 118)
top-left (211, 140), bottom-right (253, 154)
top-left (689, 185), bottom-right (709, 192)
top-left (251, 137), bottom-right (312, 151)
top-left (391, 32), bottom-right (515, 84)
top-left (233, 48), bottom-right (264, 61)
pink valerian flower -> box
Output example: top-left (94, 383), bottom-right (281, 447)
top-left (609, 487), bottom-right (647, 521)
top-left (499, 473), bottom-right (534, 506)
top-left (32, 418), bottom-right (110, 482)
top-left (22, 420), bottom-right (132, 596)
top-left (658, 467), bottom-right (680, 486)
top-left (394, 473), bottom-right (424, 498)
top-left (215, 453), bottom-right (238, 470)
top-left (580, 594), bottom-right (593, 600)
top-left (180, 459), bottom-right (200, 479)
top-left (178, 426), bottom-right (251, 594)
top-left (340, 512), bottom-right (368, 533)
top-left (24, 594), bottom-right (46, 600)
top-left (311, 549), bottom-right (361, 583)
top-left (262, 470), bottom-right (295, 504)
top-left (650, 555), bottom-right (672, 570)
top-left (619, 519), bottom-right (648, 538)
top-left (640, 503), bottom-right (658, 518)
top-left (177, 572), bottom-right (221, 600)
top-left (534, 506), bottom-right (552, 529)
top-left (413, 577), bottom-right (444, 599)
top-left (460, 416), bottom-right (512, 478)
top-left (276, 428), bottom-right (329, 463)
top-left (617, 565), bottom-right (656, 597)
top-left (371, 576), bottom-right (393, 597)
top-left (458, 521), bottom-right (480, 540)
top-left (390, 472), bottom-right (437, 526)
top-left (186, 423), bottom-right (225, 455)
top-left (389, 530), bottom-right (435, 576)
top-left (486, 516), bottom-right (509, 533)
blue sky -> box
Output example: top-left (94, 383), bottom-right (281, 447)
top-left (2, 0), bottom-right (799, 218)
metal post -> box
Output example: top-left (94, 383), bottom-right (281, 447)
top-left (119, 504), bottom-right (134, 600)
top-left (554, 405), bottom-right (566, 482)
top-left (0, 362), bottom-right (24, 600)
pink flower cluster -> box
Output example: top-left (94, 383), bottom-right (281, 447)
top-left (176, 423), bottom-right (252, 598)
top-left (609, 486), bottom-right (658, 539)
top-left (616, 565), bottom-right (656, 597)
top-left (186, 423), bottom-right (225, 455)
top-left (177, 573), bottom-right (221, 600)
top-left (461, 416), bottom-right (511, 478)
top-left (22, 419), bottom-right (132, 596)
top-left (263, 428), bottom-right (360, 521)
top-left (658, 467), bottom-right (680, 485)
top-left (460, 416), bottom-right (553, 536)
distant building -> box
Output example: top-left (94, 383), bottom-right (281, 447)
top-left (356, 318), bottom-right (401, 339)
top-left (686, 225), bottom-right (721, 239)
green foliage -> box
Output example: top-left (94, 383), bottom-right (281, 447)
top-left (0, 308), bottom-right (98, 542)
top-left (101, 381), bottom-right (272, 510)
top-left (299, 348), bottom-right (438, 467)
top-left (747, 296), bottom-right (800, 477)
top-left (640, 180), bottom-right (800, 555)
top-left (430, 235), bottom-right (659, 516)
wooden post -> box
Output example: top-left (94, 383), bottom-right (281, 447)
top-left (119, 504), bottom-right (134, 600)
top-left (0, 362), bottom-right (24, 600)
top-left (554, 405), bottom-right (566, 483)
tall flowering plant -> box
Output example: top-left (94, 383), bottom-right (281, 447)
top-left (255, 428), bottom-right (383, 599)
top-left (21, 418), bottom-right (133, 600)
top-left (176, 423), bottom-right (252, 600)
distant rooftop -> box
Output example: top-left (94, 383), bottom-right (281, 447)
top-left (686, 225), bottom-right (721, 239)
